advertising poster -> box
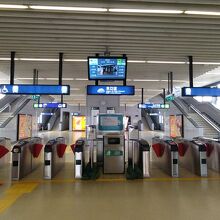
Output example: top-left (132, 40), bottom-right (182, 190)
top-left (72, 116), bottom-right (86, 131)
top-left (18, 114), bottom-right (32, 140)
top-left (170, 115), bottom-right (183, 138)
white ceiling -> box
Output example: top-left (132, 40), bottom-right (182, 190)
top-left (0, 0), bottom-right (220, 105)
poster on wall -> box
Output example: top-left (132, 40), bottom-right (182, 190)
top-left (170, 115), bottom-right (183, 138)
top-left (17, 114), bottom-right (32, 140)
top-left (72, 116), bottom-right (86, 131)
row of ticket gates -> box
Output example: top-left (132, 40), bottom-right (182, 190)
top-left (0, 135), bottom-right (220, 180)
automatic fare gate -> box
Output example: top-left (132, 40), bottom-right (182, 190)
top-left (12, 137), bottom-right (43, 180)
top-left (0, 137), bottom-right (10, 167)
top-left (175, 139), bottom-right (207, 177)
top-left (195, 137), bottom-right (220, 173)
top-left (152, 137), bottom-right (179, 177)
top-left (44, 137), bottom-right (67, 179)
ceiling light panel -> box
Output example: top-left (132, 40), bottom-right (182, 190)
top-left (0, 4), bottom-right (28, 9)
top-left (109, 9), bottom-right (183, 14)
top-left (185, 11), bottom-right (220, 16)
top-left (30, 5), bottom-right (107, 12)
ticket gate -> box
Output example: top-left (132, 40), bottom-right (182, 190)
top-left (195, 137), bottom-right (220, 173)
top-left (44, 137), bottom-right (67, 179)
top-left (0, 137), bottom-right (11, 167)
top-left (127, 139), bottom-right (150, 179)
top-left (176, 139), bottom-right (207, 177)
top-left (152, 137), bottom-right (179, 177)
top-left (11, 137), bottom-right (43, 180)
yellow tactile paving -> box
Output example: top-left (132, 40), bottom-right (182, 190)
top-left (0, 183), bottom-right (39, 214)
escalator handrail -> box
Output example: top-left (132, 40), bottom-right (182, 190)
top-left (190, 104), bottom-right (220, 133)
top-left (0, 96), bottom-right (31, 128)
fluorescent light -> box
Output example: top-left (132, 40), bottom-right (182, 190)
top-left (160, 79), bottom-right (187, 82)
top-left (70, 88), bottom-right (80, 91)
top-left (133, 79), bottom-right (160, 82)
top-left (193, 62), bottom-right (220, 65)
top-left (185, 11), bottom-right (220, 16)
top-left (30, 5), bottom-right (107, 12)
top-left (19, 58), bottom-right (58, 61)
top-left (127, 60), bottom-right (146, 63)
top-left (64, 59), bottom-right (87, 62)
top-left (75, 78), bottom-right (88, 81)
top-left (109, 9), bottom-right (183, 14)
top-left (0, 4), bottom-right (28, 9)
top-left (147, 61), bottom-right (186, 64)
top-left (146, 89), bottom-right (162, 92)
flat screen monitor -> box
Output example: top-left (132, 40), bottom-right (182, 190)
top-left (98, 114), bottom-right (124, 131)
top-left (88, 57), bottom-right (127, 80)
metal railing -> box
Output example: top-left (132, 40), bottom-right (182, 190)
top-left (172, 98), bottom-right (201, 128)
top-left (0, 96), bottom-right (31, 128)
top-left (189, 104), bottom-right (220, 133)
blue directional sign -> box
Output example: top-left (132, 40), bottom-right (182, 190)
top-left (138, 103), bottom-right (170, 109)
top-left (182, 87), bottom-right (220, 97)
top-left (33, 103), bottom-right (67, 108)
top-left (87, 85), bottom-right (135, 95)
top-left (0, 84), bottom-right (70, 95)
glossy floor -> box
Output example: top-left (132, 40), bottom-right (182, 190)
top-left (0, 130), bottom-right (220, 220)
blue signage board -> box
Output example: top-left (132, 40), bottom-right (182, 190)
top-left (138, 103), bottom-right (170, 109)
top-left (0, 84), bottom-right (70, 95)
top-left (33, 103), bottom-right (67, 108)
top-left (88, 57), bottom-right (127, 80)
top-left (182, 87), bottom-right (220, 97)
top-left (87, 85), bottom-right (135, 95)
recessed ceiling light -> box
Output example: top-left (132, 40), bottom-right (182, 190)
top-left (30, 5), bottom-right (107, 12)
top-left (75, 78), bottom-right (88, 81)
top-left (147, 61), bottom-right (186, 64)
top-left (64, 59), bottom-right (87, 62)
top-left (185, 11), bottom-right (220, 16)
top-left (127, 60), bottom-right (146, 63)
top-left (19, 58), bottom-right (59, 61)
top-left (0, 4), bottom-right (28, 9)
top-left (109, 9), bottom-right (183, 14)
top-left (133, 79), bottom-right (160, 82)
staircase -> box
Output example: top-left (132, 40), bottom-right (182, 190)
top-left (189, 113), bottom-right (219, 138)
top-left (0, 113), bottom-right (12, 127)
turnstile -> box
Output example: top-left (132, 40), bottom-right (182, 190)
top-left (44, 137), bottom-right (67, 179)
top-left (0, 137), bottom-right (11, 167)
top-left (103, 134), bottom-right (125, 174)
top-left (127, 139), bottom-right (150, 179)
top-left (72, 139), bottom-right (85, 179)
top-left (11, 137), bottom-right (43, 180)
top-left (195, 137), bottom-right (220, 173)
top-left (176, 139), bottom-right (207, 177)
top-left (152, 137), bottom-right (179, 177)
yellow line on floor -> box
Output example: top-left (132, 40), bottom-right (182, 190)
top-left (0, 182), bottom-right (39, 214)
top-left (7, 176), bottom-right (220, 184)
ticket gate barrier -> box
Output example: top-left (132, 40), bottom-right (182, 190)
top-left (152, 137), bottom-right (179, 177)
top-left (126, 139), bottom-right (150, 179)
top-left (44, 137), bottom-right (67, 179)
top-left (12, 137), bottom-right (43, 180)
top-left (0, 137), bottom-right (10, 167)
top-left (71, 139), bottom-right (99, 180)
top-left (194, 137), bottom-right (220, 173)
top-left (176, 139), bottom-right (207, 177)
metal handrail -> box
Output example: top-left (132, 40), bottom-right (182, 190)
top-left (190, 104), bottom-right (220, 133)
top-left (0, 96), bottom-right (31, 128)
top-left (172, 98), bottom-right (201, 128)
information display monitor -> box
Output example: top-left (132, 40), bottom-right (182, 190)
top-left (88, 57), bottom-right (127, 80)
top-left (98, 114), bottom-right (124, 131)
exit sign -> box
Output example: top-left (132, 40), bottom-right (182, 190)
top-left (165, 94), bottom-right (174, 102)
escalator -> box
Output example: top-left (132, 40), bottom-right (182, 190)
top-left (47, 108), bottom-right (60, 131)
top-left (174, 97), bottom-right (220, 139)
